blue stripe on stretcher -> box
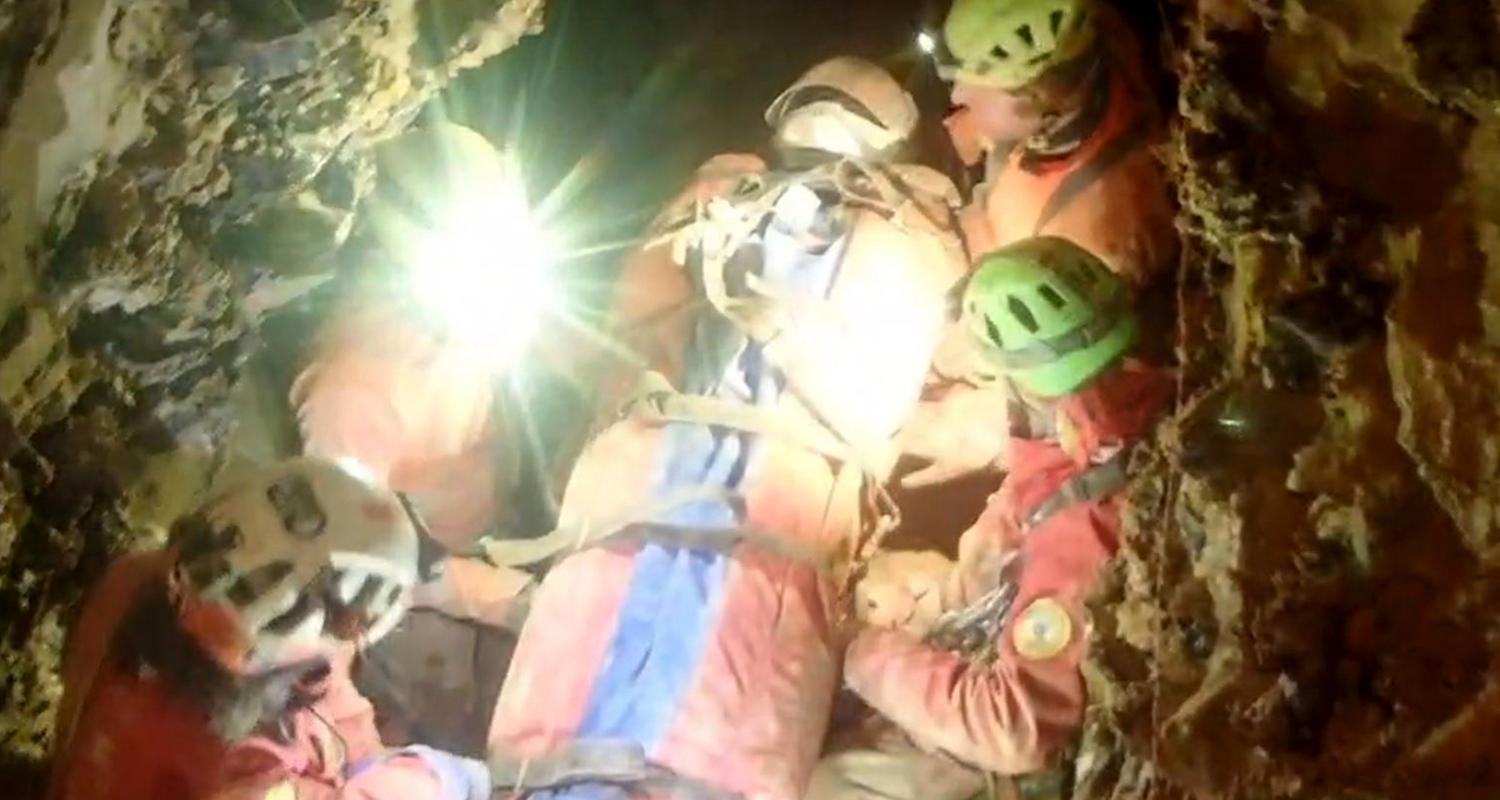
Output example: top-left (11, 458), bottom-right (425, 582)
top-left (537, 197), bottom-right (848, 800)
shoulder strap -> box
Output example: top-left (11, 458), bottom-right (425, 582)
top-left (627, 368), bottom-right (901, 555)
top-left (1032, 67), bottom-right (1155, 234)
top-left (490, 740), bottom-right (745, 799)
top-left (1022, 447), bottom-right (1132, 530)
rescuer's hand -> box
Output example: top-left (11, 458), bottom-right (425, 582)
top-left (897, 381), bottom-right (1011, 489)
top-left (945, 504), bottom-right (1026, 610)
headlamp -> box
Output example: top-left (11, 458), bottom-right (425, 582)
top-left (401, 161), bottom-right (557, 370)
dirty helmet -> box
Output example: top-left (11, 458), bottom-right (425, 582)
top-left (765, 56), bottom-right (919, 161)
top-left (939, 0), bottom-right (1097, 91)
top-left (170, 457), bottom-right (423, 672)
top-left (962, 236), bottom-right (1136, 397)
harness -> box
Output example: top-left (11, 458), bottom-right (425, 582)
top-left (1006, 48), bottom-right (1157, 238)
top-left (1023, 452), bottom-right (1129, 530)
top-left (672, 158), bottom-right (963, 564)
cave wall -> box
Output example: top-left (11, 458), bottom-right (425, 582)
top-left (0, 0), bottom-right (543, 782)
top-left (1079, 1), bottom-right (1500, 798)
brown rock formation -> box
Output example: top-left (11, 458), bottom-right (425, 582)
top-left (1077, 2), bottom-right (1500, 798)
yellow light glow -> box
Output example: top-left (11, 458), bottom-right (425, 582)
top-left (404, 168), bottom-right (556, 370)
top-left (916, 31), bottom-right (938, 56)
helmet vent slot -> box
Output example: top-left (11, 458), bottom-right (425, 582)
top-left (227, 561), bottom-right (295, 606)
top-left (264, 592), bottom-right (317, 634)
top-left (984, 315), bottom-right (1006, 347)
top-left (1008, 297), bottom-right (1040, 333)
top-left (1051, 10), bottom-right (1065, 36)
top-left (1016, 25), bottom-right (1035, 48)
top-left (990, 44), bottom-right (1009, 59)
top-left (226, 578), bottom-right (258, 607)
top-left (1039, 285), bottom-right (1067, 308)
top-left (268, 475), bottom-right (327, 540)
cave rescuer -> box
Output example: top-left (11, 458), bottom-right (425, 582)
top-left (47, 457), bottom-right (497, 800)
top-left (292, 121), bottom-right (573, 629)
top-left (840, 236), bottom-right (1172, 781)
top-left (476, 56), bottom-right (967, 798)
top-left (935, 0), bottom-right (1176, 284)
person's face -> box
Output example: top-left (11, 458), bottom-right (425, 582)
top-left (950, 80), bottom-right (1049, 146)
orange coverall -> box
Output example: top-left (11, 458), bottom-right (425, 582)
top-left (48, 551), bottom-right (485, 800)
top-left (958, 6), bottom-right (1176, 285)
top-left (843, 360), bottom-right (1170, 774)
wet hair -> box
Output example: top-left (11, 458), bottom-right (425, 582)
top-left (111, 576), bottom-right (330, 743)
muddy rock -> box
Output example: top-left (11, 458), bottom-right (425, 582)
top-left (1079, 1), bottom-right (1500, 798)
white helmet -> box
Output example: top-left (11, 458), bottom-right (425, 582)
top-left (171, 457), bottom-right (422, 672)
top-left (765, 56), bottom-right (919, 160)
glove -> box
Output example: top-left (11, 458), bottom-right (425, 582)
top-left (397, 745), bottom-right (492, 800)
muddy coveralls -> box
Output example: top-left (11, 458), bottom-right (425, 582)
top-left (841, 360), bottom-right (1169, 776)
top-left (49, 554), bottom-right (485, 800)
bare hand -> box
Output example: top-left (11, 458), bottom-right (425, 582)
top-left (897, 381), bottom-right (1012, 488)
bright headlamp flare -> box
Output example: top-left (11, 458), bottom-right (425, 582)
top-left (916, 30), bottom-right (938, 55)
top-left (407, 172), bottom-right (557, 368)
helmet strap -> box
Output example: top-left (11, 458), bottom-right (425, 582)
top-left (1023, 50), bottom-right (1110, 158)
top-left (397, 491), bottom-right (448, 583)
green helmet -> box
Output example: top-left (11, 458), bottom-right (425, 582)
top-left (962, 237), bottom-right (1135, 397)
top-left (941, 0), bottom-right (1096, 90)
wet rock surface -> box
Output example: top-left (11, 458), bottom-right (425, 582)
top-left (0, 0), bottom-right (542, 784)
top-left (1077, 2), bottom-right (1500, 798)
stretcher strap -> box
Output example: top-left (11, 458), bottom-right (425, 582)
top-left (491, 740), bottom-right (744, 799)
top-left (647, 159), bottom-right (951, 251)
top-left (626, 369), bottom-right (902, 566)
top-left (629, 370), bottom-right (853, 465)
top-left (480, 484), bottom-right (828, 571)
